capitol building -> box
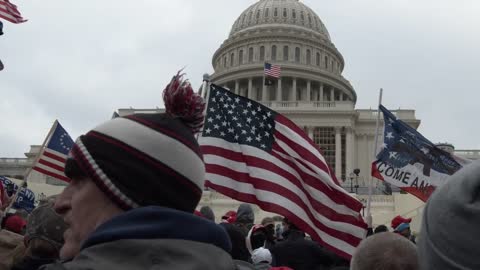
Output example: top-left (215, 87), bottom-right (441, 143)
top-left (2, 0), bottom-right (479, 231)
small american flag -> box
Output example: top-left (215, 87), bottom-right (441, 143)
top-left (264, 63), bottom-right (281, 78)
top-left (0, 0), bottom-right (27, 24)
top-left (32, 121), bottom-right (74, 182)
top-left (199, 85), bottom-right (367, 259)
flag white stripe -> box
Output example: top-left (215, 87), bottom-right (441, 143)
top-left (33, 163), bottom-right (65, 176)
top-left (205, 154), bottom-right (365, 237)
top-left (274, 134), bottom-right (352, 196)
top-left (200, 137), bottom-right (359, 217)
top-left (94, 118), bottom-right (205, 189)
top-left (206, 173), bottom-right (357, 255)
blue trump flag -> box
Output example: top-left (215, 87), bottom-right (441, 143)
top-left (0, 176), bottom-right (36, 212)
top-left (371, 105), bottom-right (468, 202)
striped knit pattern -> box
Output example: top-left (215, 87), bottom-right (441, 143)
top-left (68, 113), bottom-right (205, 212)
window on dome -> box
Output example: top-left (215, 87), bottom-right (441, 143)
top-left (260, 46), bottom-right (265, 61)
top-left (308, 15), bottom-right (312, 26)
top-left (265, 8), bottom-right (269, 17)
top-left (274, 8), bottom-right (278, 17)
top-left (256, 10), bottom-right (260, 20)
top-left (292, 10), bottom-right (296, 19)
top-left (248, 47), bottom-right (254, 63)
top-left (283, 46), bottom-right (289, 61)
top-left (271, 45), bottom-right (277, 61)
top-left (295, 47), bottom-right (300, 63)
top-left (324, 56), bottom-right (328, 69)
top-left (242, 14), bottom-right (246, 24)
top-left (230, 53), bottom-right (234, 66)
top-left (306, 49), bottom-right (311, 65)
top-left (239, 50), bottom-right (244, 65)
top-left (331, 60), bottom-right (334, 71)
top-left (249, 11), bottom-right (253, 23)
top-left (316, 52), bottom-right (320, 66)
top-left (283, 8), bottom-right (287, 18)
top-left (223, 56), bottom-right (227, 67)
top-left (301, 11), bottom-right (305, 21)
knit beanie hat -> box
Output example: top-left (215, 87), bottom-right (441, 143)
top-left (418, 161), bottom-right (480, 270)
top-left (65, 72), bottom-right (206, 213)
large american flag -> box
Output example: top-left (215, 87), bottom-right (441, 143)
top-left (264, 63), bottom-right (281, 78)
top-left (0, 0), bottom-right (26, 24)
top-left (199, 85), bottom-right (367, 259)
top-left (32, 121), bottom-right (73, 182)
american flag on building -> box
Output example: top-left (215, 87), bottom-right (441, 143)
top-left (0, 0), bottom-right (26, 24)
top-left (264, 63), bottom-right (281, 78)
top-left (199, 84), bottom-right (367, 259)
top-left (32, 121), bottom-right (74, 182)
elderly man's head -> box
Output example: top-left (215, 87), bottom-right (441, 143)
top-left (54, 73), bottom-right (206, 260)
top-left (351, 232), bottom-right (418, 270)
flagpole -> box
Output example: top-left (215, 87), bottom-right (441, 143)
top-left (196, 73), bottom-right (210, 141)
top-left (367, 89), bottom-right (383, 217)
top-left (1, 120), bottom-right (59, 223)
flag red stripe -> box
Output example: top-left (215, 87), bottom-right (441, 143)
top-left (270, 146), bottom-right (364, 217)
top-left (33, 167), bottom-right (70, 182)
top-left (207, 164), bottom-right (364, 245)
top-left (42, 151), bottom-right (66, 163)
top-left (203, 147), bottom-right (365, 226)
top-left (203, 144), bottom-right (363, 217)
top-left (275, 115), bottom-right (321, 154)
top-left (205, 180), bottom-right (353, 259)
top-left (0, 1), bottom-right (21, 16)
top-left (0, 10), bottom-right (22, 23)
top-left (37, 159), bottom-right (64, 173)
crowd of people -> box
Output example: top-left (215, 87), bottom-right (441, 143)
top-left (0, 74), bottom-right (478, 270)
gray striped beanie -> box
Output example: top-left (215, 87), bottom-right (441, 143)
top-left (65, 73), bottom-right (206, 212)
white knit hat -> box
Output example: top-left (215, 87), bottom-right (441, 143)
top-left (251, 247), bottom-right (272, 265)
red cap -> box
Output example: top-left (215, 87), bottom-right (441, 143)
top-left (222, 210), bottom-right (237, 223)
top-left (391, 215), bottom-right (412, 230)
top-left (5, 215), bottom-right (27, 234)
top-left (194, 210), bottom-right (204, 218)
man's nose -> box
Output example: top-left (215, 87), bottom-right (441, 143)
top-left (54, 186), bottom-right (72, 216)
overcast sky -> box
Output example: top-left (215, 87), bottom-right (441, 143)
top-left (1, 0), bottom-right (479, 157)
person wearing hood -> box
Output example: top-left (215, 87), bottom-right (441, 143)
top-left (418, 161), bottom-right (480, 270)
top-left (271, 218), bottom-right (335, 270)
top-left (40, 73), bottom-right (235, 270)
top-left (235, 203), bottom-right (255, 235)
top-left (200, 206), bottom-right (215, 222)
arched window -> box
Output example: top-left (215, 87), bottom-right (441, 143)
top-left (223, 56), bottom-right (227, 67)
top-left (265, 8), bottom-right (269, 17)
top-left (248, 47), bottom-right (254, 63)
top-left (283, 8), bottom-right (287, 17)
top-left (316, 52), bottom-right (320, 66)
top-left (300, 11), bottom-right (305, 21)
top-left (274, 8), bottom-right (278, 17)
top-left (256, 10), bottom-right (260, 20)
top-left (283, 46), bottom-right (289, 61)
top-left (295, 47), bottom-right (300, 63)
top-left (260, 46), bottom-right (265, 61)
top-left (249, 11), bottom-right (253, 22)
top-left (230, 53), bottom-right (234, 66)
top-left (308, 15), bottom-right (312, 26)
top-left (292, 9), bottom-right (296, 19)
top-left (271, 45), bottom-right (277, 61)
top-left (324, 56), bottom-right (328, 69)
top-left (239, 50), bottom-right (244, 65)
top-left (306, 49), bottom-right (311, 65)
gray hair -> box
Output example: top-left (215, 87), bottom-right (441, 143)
top-left (351, 232), bottom-right (418, 270)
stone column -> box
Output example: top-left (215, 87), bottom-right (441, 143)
top-left (335, 127), bottom-right (342, 178)
top-left (306, 80), bottom-right (311, 102)
top-left (308, 126), bottom-right (314, 141)
top-left (291, 78), bottom-right (297, 102)
top-left (331, 87), bottom-right (335, 102)
top-left (346, 127), bottom-right (354, 179)
top-left (276, 78), bottom-right (282, 102)
top-left (320, 83), bottom-right (324, 102)
top-left (235, 80), bottom-right (239, 95)
top-left (248, 78), bottom-right (253, 99)
top-left (262, 77), bottom-right (267, 102)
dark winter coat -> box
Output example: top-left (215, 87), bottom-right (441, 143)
top-left (220, 222), bottom-right (250, 262)
top-left (40, 206), bottom-right (235, 270)
top-left (271, 230), bottom-right (336, 270)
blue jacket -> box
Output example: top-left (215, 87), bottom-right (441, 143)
top-left (43, 206), bottom-right (236, 270)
